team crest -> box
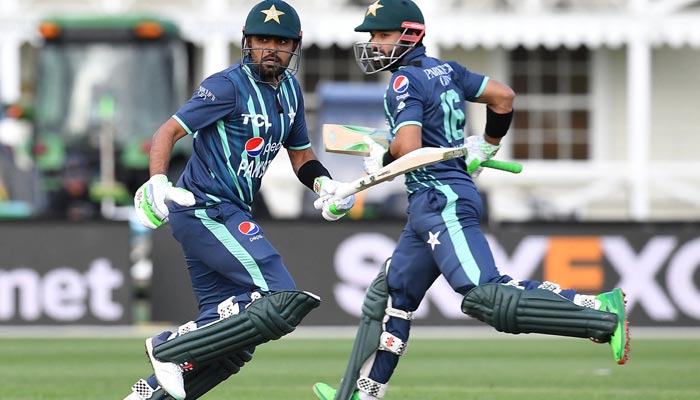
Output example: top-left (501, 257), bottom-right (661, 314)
top-left (238, 221), bottom-right (260, 235)
top-left (392, 75), bottom-right (409, 93)
top-left (245, 137), bottom-right (265, 157)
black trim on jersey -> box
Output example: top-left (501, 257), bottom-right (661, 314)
top-left (485, 107), bottom-right (514, 138)
top-left (297, 159), bottom-right (331, 191)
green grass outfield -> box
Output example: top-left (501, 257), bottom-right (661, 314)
top-left (1, 333), bottom-right (698, 400)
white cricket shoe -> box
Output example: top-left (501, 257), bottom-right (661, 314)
top-left (145, 334), bottom-right (185, 400)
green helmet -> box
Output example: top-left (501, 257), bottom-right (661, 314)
top-left (353, 0), bottom-right (425, 75)
top-left (243, 0), bottom-right (302, 40)
top-left (241, 0), bottom-right (303, 81)
top-left (354, 0), bottom-right (424, 32)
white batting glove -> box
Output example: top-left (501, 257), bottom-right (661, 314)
top-left (465, 135), bottom-right (501, 178)
top-left (313, 176), bottom-right (355, 221)
top-left (134, 174), bottom-right (195, 229)
top-left (363, 136), bottom-right (387, 174)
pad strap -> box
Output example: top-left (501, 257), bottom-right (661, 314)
top-left (378, 331), bottom-right (408, 355)
top-left (357, 376), bottom-right (388, 399)
top-left (385, 307), bottom-right (413, 320)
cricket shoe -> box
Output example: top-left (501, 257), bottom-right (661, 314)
top-left (146, 331), bottom-right (186, 400)
top-left (313, 382), bottom-right (361, 400)
top-left (595, 288), bottom-right (630, 365)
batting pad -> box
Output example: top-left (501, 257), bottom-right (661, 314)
top-left (153, 290), bottom-right (320, 369)
top-left (462, 283), bottom-right (617, 342)
top-left (182, 350), bottom-right (253, 399)
top-left (336, 263), bottom-right (389, 400)
top-left (138, 350), bottom-right (253, 400)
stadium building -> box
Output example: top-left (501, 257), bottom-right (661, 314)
top-left (1, 0), bottom-right (700, 221)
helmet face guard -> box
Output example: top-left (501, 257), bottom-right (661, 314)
top-left (353, 21), bottom-right (425, 75)
top-left (241, 36), bottom-right (302, 83)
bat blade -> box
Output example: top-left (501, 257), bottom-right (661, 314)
top-left (314, 147), bottom-right (468, 209)
top-left (322, 124), bottom-right (390, 156)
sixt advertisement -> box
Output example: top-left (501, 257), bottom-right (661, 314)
top-left (0, 222), bottom-right (131, 325)
top-left (151, 221), bottom-right (700, 327)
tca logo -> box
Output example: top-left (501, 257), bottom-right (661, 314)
top-left (242, 113), bottom-right (272, 128)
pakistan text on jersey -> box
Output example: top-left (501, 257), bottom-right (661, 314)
top-left (423, 63), bottom-right (455, 80)
top-left (237, 159), bottom-right (273, 179)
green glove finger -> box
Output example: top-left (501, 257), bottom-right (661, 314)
top-left (466, 158), bottom-right (481, 174)
top-left (328, 203), bottom-right (347, 216)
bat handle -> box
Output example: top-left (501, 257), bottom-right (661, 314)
top-left (481, 159), bottom-right (523, 174)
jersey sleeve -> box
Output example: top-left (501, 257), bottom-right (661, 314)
top-left (385, 70), bottom-right (425, 134)
top-left (449, 62), bottom-right (489, 102)
top-left (173, 73), bottom-right (237, 134)
top-left (283, 78), bottom-right (312, 150)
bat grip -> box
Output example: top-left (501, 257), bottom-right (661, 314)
top-left (481, 159), bottom-right (523, 174)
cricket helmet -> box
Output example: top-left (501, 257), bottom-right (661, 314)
top-left (354, 0), bottom-right (424, 32)
top-left (241, 0), bottom-right (302, 81)
top-left (353, 0), bottom-right (426, 74)
top-left (243, 0), bottom-right (302, 40)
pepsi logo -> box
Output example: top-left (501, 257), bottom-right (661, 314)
top-left (238, 221), bottom-right (260, 235)
top-left (245, 138), bottom-right (265, 157)
top-left (393, 75), bottom-right (409, 93)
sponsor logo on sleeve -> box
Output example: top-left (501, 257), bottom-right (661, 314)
top-left (392, 75), bottom-right (409, 93)
top-left (196, 86), bottom-right (217, 102)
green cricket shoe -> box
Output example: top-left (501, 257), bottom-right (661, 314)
top-left (596, 288), bottom-right (630, 365)
top-left (313, 382), bottom-right (360, 400)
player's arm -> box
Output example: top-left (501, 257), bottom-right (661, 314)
top-left (133, 118), bottom-right (194, 229)
top-left (473, 79), bottom-right (515, 146)
top-left (288, 147), bottom-right (355, 221)
top-left (465, 78), bottom-right (515, 176)
top-left (150, 118), bottom-right (189, 175)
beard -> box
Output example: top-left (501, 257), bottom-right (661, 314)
top-left (252, 56), bottom-right (286, 81)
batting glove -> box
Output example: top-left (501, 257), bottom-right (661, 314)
top-left (465, 135), bottom-right (501, 178)
top-left (313, 176), bottom-right (355, 221)
top-left (363, 136), bottom-right (387, 174)
top-left (134, 174), bottom-right (195, 229)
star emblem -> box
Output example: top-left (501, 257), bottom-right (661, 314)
top-left (366, 1), bottom-right (384, 16)
top-left (427, 231), bottom-right (441, 251)
top-left (261, 5), bottom-right (285, 24)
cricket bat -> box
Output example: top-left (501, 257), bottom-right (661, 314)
top-left (322, 124), bottom-right (390, 156)
top-left (314, 146), bottom-right (522, 209)
top-left (321, 123), bottom-right (522, 174)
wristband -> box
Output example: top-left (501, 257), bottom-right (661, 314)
top-left (382, 150), bottom-right (396, 167)
top-left (297, 159), bottom-right (331, 191)
top-left (485, 107), bottom-right (513, 138)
